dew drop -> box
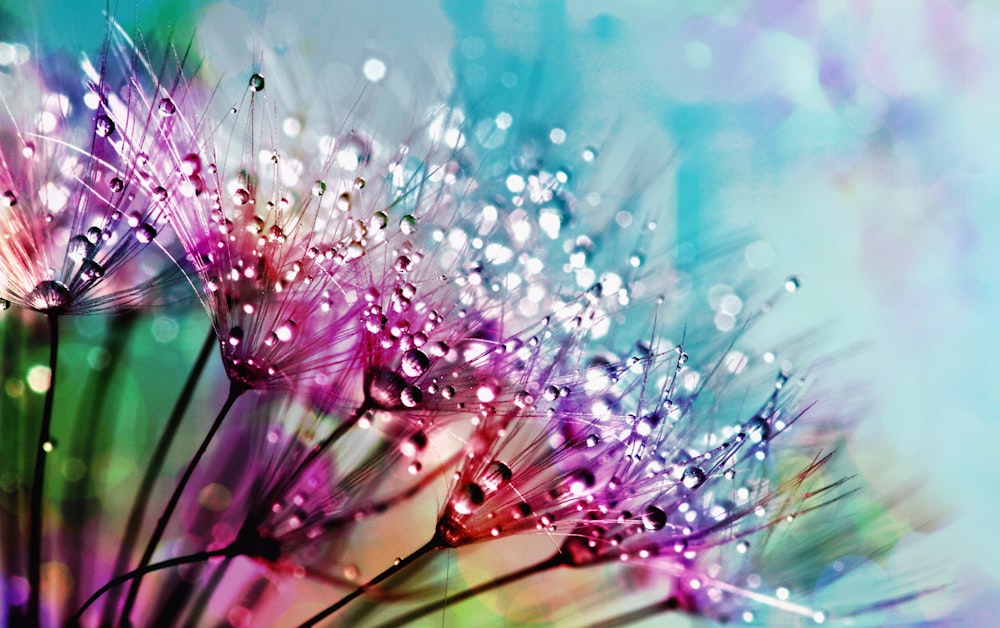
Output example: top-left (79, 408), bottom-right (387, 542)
top-left (407, 461), bottom-right (422, 475)
top-left (565, 469), bottom-right (595, 496)
top-left (682, 466), bottom-right (706, 489)
top-left (68, 235), bottom-right (96, 262)
top-left (248, 73), bottom-right (265, 92)
top-left (181, 153), bottom-right (202, 176)
top-left (109, 177), bottom-right (124, 193)
top-left (399, 214), bottom-right (417, 235)
top-left (27, 281), bottom-right (71, 313)
top-left (586, 434), bottom-right (599, 448)
top-left (453, 483), bottom-right (485, 515)
top-left (312, 180), bottom-right (326, 196)
top-left (394, 255), bottom-right (413, 274)
top-left (232, 188), bottom-right (251, 206)
top-left (228, 326), bottom-right (244, 347)
top-left (135, 223), bottom-right (157, 243)
top-left (543, 385), bottom-right (559, 401)
top-left (400, 385), bottom-right (422, 408)
top-left (642, 505), bottom-right (667, 531)
top-left (158, 97), bottom-right (176, 116)
top-left (274, 321), bottom-right (297, 343)
top-left (401, 349), bottom-right (429, 378)
top-left (95, 115), bottom-right (115, 137)
top-left (2, 190), bottom-right (16, 207)
top-left (80, 260), bottom-right (105, 282)
top-left (399, 431), bottom-right (428, 457)
top-left (480, 461), bottom-right (512, 493)
top-left (513, 390), bottom-right (534, 408)
top-left (785, 275), bottom-right (802, 292)
top-left (746, 416), bottom-right (769, 444)
top-left (371, 211), bottom-right (388, 230)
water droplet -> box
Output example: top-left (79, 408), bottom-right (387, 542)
top-left (312, 180), bottom-right (326, 196)
top-left (109, 177), bottom-right (124, 193)
top-left (248, 73), bottom-right (265, 92)
top-left (399, 431), bottom-right (428, 457)
top-left (642, 505), bottom-right (667, 531)
top-left (158, 97), bottom-right (176, 116)
top-left (543, 385), bottom-right (559, 401)
top-left (400, 385), bottom-right (422, 408)
top-left (582, 147), bottom-right (597, 162)
top-left (565, 469), bottom-right (595, 496)
top-left (401, 349), bottom-right (429, 378)
top-left (746, 416), bottom-right (769, 444)
top-left (682, 466), bottom-right (706, 489)
top-left (513, 391), bottom-right (534, 408)
top-left (736, 541), bottom-right (750, 554)
top-left (228, 326), bottom-right (244, 347)
top-left (95, 115), bottom-right (115, 137)
top-left (0, 299), bottom-right (9, 311)
top-left (274, 321), bottom-right (296, 343)
top-left (153, 186), bottom-right (168, 203)
top-left (480, 461), bottom-right (512, 492)
top-left (135, 223), bottom-right (156, 243)
top-left (407, 461), bottom-right (422, 474)
top-left (180, 153), bottom-right (202, 176)
top-left (2, 190), bottom-right (16, 207)
top-left (394, 256), bottom-right (413, 274)
top-left (453, 483), bottom-right (485, 515)
top-left (371, 211), bottom-right (388, 230)
top-left (233, 188), bottom-right (251, 206)
top-left (586, 434), bottom-right (599, 447)
top-left (27, 281), bottom-right (71, 313)
top-left (399, 214), bottom-right (417, 235)
top-left (785, 275), bottom-right (801, 292)
top-left (354, 177), bottom-right (365, 189)
top-left (68, 235), bottom-right (96, 262)
top-left (80, 260), bottom-right (105, 282)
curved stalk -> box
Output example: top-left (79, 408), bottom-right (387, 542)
top-left (27, 314), bottom-right (59, 627)
top-left (101, 326), bottom-right (215, 623)
top-left (298, 535), bottom-right (444, 627)
top-left (374, 552), bottom-right (566, 627)
top-left (119, 379), bottom-right (246, 624)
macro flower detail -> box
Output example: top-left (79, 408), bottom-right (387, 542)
top-left (0, 4), bottom-right (946, 628)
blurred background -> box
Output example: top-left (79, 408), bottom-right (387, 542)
top-left (3, 0), bottom-right (997, 625)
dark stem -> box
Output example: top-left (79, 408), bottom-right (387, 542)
top-left (119, 379), bottom-right (245, 625)
top-left (27, 314), bottom-right (58, 627)
top-left (101, 326), bottom-right (215, 624)
top-left (585, 595), bottom-right (681, 628)
top-left (69, 546), bottom-right (231, 625)
top-left (373, 552), bottom-right (565, 627)
top-left (0, 312), bottom-right (28, 626)
top-left (298, 535), bottom-right (443, 627)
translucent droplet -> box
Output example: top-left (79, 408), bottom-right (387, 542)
top-left (27, 281), bottom-right (71, 313)
top-left (2, 190), bottom-right (16, 207)
top-left (135, 223), bottom-right (157, 243)
top-left (68, 235), bottom-right (96, 262)
top-left (407, 461), bottom-right (422, 475)
top-left (513, 391), bottom-right (534, 408)
top-left (736, 541), bottom-right (750, 554)
top-left (371, 211), bottom-right (388, 230)
top-left (565, 469), bottom-right (595, 496)
top-left (228, 326), bottom-right (244, 347)
top-left (400, 349), bottom-right (429, 378)
top-left (746, 416), bottom-right (769, 444)
top-left (232, 188), bottom-right (251, 206)
top-left (109, 177), bottom-right (124, 193)
top-left (480, 461), bottom-right (512, 492)
top-left (274, 321), bottom-right (296, 343)
top-left (682, 466), bottom-right (706, 489)
top-left (158, 97), bottom-right (176, 116)
top-left (399, 214), bottom-right (417, 235)
top-left (180, 153), bottom-right (202, 176)
top-left (453, 483), bottom-right (484, 515)
top-left (248, 73), bottom-right (265, 92)
top-left (80, 260), bottom-right (105, 282)
top-left (95, 115), bottom-right (115, 138)
top-left (642, 505), bottom-right (667, 531)
top-left (586, 434), bottom-right (599, 447)
top-left (399, 431), bottom-right (428, 457)
top-left (400, 385), bottom-right (422, 408)
top-left (785, 276), bottom-right (802, 292)
top-left (543, 385), bottom-right (559, 401)
top-left (394, 256), bottom-right (413, 274)
top-left (0, 299), bottom-right (9, 311)
top-left (312, 180), bottom-right (326, 196)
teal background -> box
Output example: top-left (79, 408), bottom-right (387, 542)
top-left (4, 0), bottom-right (998, 624)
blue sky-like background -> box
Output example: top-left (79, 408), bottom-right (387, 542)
top-left (5, 0), bottom-right (998, 624)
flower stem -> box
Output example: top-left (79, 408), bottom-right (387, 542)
top-left (69, 546), bottom-right (231, 625)
top-left (101, 326), bottom-right (215, 624)
top-left (298, 535), bottom-right (444, 627)
top-left (27, 313), bottom-right (58, 627)
top-left (374, 552), bottom-right (566, 627)
top-left (119, 379), bottom-right (246, 625)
